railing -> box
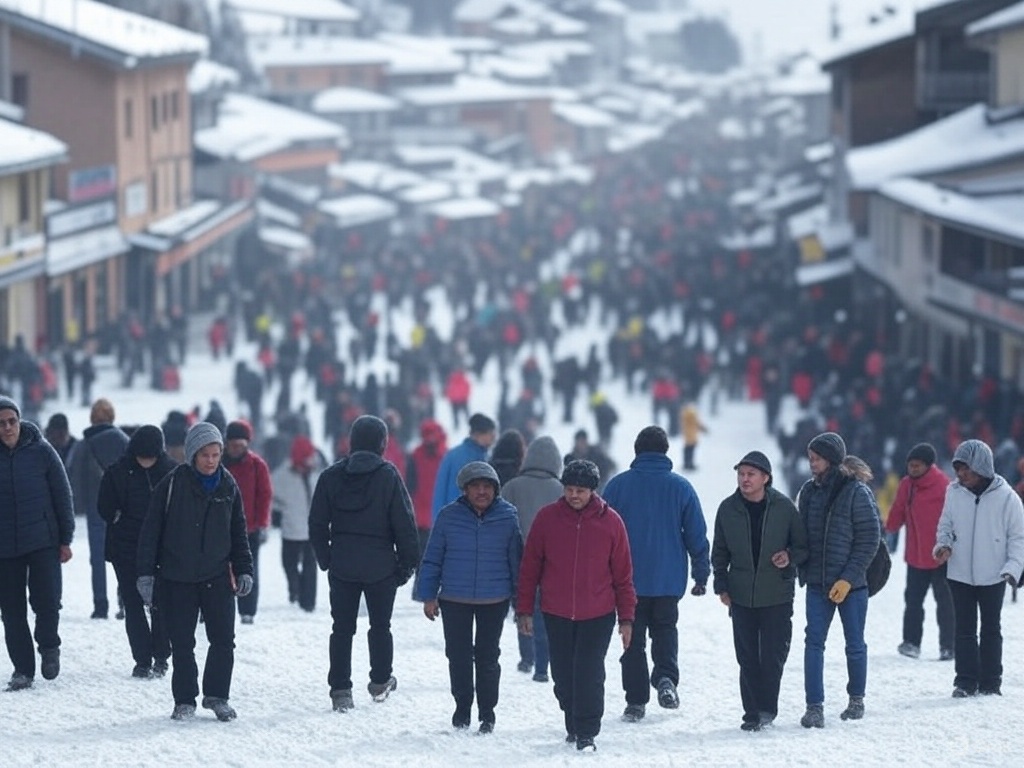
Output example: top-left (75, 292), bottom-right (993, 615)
top-left (917, 70), bottom-right (989, 107)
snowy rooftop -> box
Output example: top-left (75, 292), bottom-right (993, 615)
top-left (146, 200), bottom-right (222, 238)
top-left (0, 0), bottom-right (208, 62)
top-left (553, 101), bottom-right (616, 129)
top-left (819, 7), bottom-right (914, 67)
top-left (376, 32), bottom-right (497, 57)
top-left (256, 198), bottom-right (302, 229)
top-left (187, 59), bottom-right (241, 95)
top-left (194, 93), bottom-right (347, 162)
top-left (0, 117), bottom-right (67, 172)
top-left (392, 144), bottom-right (510, 186)
top-left (472, 54), bottom-right (552, 82)
top-left (504, 39), bottom-right (594, 65)
top-left (317, 193), bottom-right (398, 228)
top-left (328, 161), bottom-right (425, 194)
top-left (625, 10), bottom-right (696, 46)
top-left (455, 0), bottom-right (587, 37)
top-left (247, 36), bottom-right (392, 70)
top-left (847, 104), bottom-right (1024, 191)
top-left (767, 67), bottom-right (831, 98)
top-left (397, 75), bottom-right (549, 107)
top-left (426, 196), bottom-right (502, 221)
top-left (394, 181), bottom-right (455, 205)
top-left (224, 0), bottom-right (359, 22)
top-left (311, 87), bottom-right (399, 114)
top-left (258, 225), bottom-right (312, 252)
top-left (967, 0), bottom-right (1024, 37)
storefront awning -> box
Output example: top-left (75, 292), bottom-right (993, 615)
top-left (795, 256), bottom-right (853, 287)
top-left (47, 225), bottom-right (129, 277)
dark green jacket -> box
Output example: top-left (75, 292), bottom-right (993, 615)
top-left (711, 487), bottom-right (808, 608)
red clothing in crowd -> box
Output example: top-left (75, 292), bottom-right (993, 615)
top-left (225, 451), bottom-right (273, 533)
top-left (408, 420), bottom-right (447, 530)
top-left (885, 464), bottom-right (950, 570)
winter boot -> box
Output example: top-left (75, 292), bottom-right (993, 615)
top-left (938, 648), bottom-right (954, 661)
top-left (153, 659), bottom-right (169, 678)
top-left (897, 642), bottom-right (920, 659)
top-left (622, 703), bottom-right (646, 722)
top-left (171, 704), bottom-right (196, 720)
top-left (952, 687), bottom-right (975, 699)
top-left (331, 688), bottom-right (354, 712)
top-left (368, 676), bottom-right (397, 702)
top-left (656, 678), bottom-right (679, 709)
top-left (202, 696), bottom-right (237, 721)
top-left (5, 672), bottom-right (33, 692)
top-left (800, 703), bottom-right (825, 728)
top-left (576, 736), bottom-right (596, 752)
top-left (132, 664), bottom-right (153, 679)
top-left (40, 648), bottom-right (60, 680)
top-left (840, 696), bottom-right (864, 721)
top-left (740, 720), bottom-right (763, 732)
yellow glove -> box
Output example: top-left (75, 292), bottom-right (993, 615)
top-left (828, 580), bottom-right (852, 604)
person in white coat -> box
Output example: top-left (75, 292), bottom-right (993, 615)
top-left (271, 435), bottom-right (325, 612)
top-left (934, 439), bottom-right (1024, 698)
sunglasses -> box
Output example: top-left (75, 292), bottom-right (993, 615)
top-left (0, 417), bottom-right (19, 428)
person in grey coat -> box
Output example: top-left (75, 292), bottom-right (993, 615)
top-left (934, 439), bottom-right (1024, 698)
top-left (502, 435), bottom-right (564, 682)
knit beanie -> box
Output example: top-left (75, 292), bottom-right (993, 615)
top-left (128, 425), bottom-right (165, 459)
top-left (905, 442), bottom-right (937, 467)
top-left (734, 450), bottom-right (773, 479)
top-left (184, 421), bottom-right (224, 465)
top-left (0, 395), bottom-right (20, 417)
top-left (561, 459), bottom-right (601, 490)
top-left (457, 460), bottom-right (500, 491)
top-left (808, 432), bottom-right (846, 466)
top-left (349, 415), bottom-right (388, 455)
top-left (225, 420), bottom-right (252, 442)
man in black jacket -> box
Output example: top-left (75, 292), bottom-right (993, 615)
top-left (137, 422), bottom-right (253, 722)
top-left (309, 415), bottom-right (419, 713)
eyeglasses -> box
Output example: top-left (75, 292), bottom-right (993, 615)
top-left (0, 417), bottom-right (19, 428)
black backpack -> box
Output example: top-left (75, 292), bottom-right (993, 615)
top-left (866, 538), bottom-right (891, 597)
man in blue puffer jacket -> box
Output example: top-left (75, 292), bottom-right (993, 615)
top-left (416, 461), bottom-right (523, 734)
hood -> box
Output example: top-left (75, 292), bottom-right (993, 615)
top-left (9, 419), bottom-right (42, 451)
top-left (952, 439), bottom-right (995, 479)
top-left (334, 452), bottom-right (388, 514)
top-left (419, 419), bottom-right (447, 446)
top-left (521, 436), bottom-right (563, 477)
top-left (83, 422), bottom-right (117, 440)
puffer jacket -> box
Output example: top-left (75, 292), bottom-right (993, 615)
top-left (414, 495), bottom-right (522, 603)
top-left (0, 420), bottom-right (74, 558)
top-left (271, 460), bottom-right (323, 541)
top-left (223, 449), bottom-right (272, 533)
top-left (97, 451), bottom-right (178, 563)
top-left (502, 436), bottom-right (564, 537)
top-left (431, 437), bottom-right (488, 521)
top-left (885, 464), bottom-right (950, 570)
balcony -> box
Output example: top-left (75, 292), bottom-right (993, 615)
top-left (917, 70), bottom-right (989, 112)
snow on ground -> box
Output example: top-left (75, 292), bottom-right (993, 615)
top-left (7, 289), bottom-right (1023, 767)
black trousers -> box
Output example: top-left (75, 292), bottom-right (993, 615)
top-left (439, 599), bottom-right (508, 722)
top-left (546, 612), bottom-right (615, 740)
top-left (620, 595), bottom-right (679, 705)
top-left (237, 532), bottom-right (261, 617)
top-left (949, 579), bottom-right (1006, 693)
top-left (112, 559), bottom-right (169, 667)
top-left (328, 575), bottom-right (397, 691)
top-left (903, 564), bottom-right (954, 651)
top-left (0, 547), bottom-right (61, 678)
top-left (163, 576), bottom-right (236, 706)
top-left (281, 539), bottom-right (317, 611)
top-left (730, 602), bottom-right (793, 723)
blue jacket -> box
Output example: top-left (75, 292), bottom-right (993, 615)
top-left (602, 453), bottom-right (710, 597)
top-left (430, 437), bottom-right (488, 521)
top-left (415, 495), bottom-right (523, 603)
top-left (0, 421), bottom-right (75, 558)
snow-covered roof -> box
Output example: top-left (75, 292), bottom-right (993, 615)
top-left (147, 200), bottom-right (222, 238)
top-left (247, 36), bottom-right (391, 70)
top-left (767, 68), bottom-right (831, 98)
top-left (256, 198), bottom-right (301, 228)
top-left (395, 181), bottom-right (455, 205)
top-left (967, 0), bottom-right (1024, 37)
top-left (0, 0), bottom-right (207, 64)
top-left (318, 194), bottom-right (398, 228)
top-left (398, 75), bottom-right (549, 107)
top-left (258, 225), bottom-right (312, 252)
top-left (194, 93), bottom-right (347, 162)
top-left (819, 7), bottom-right (914, 67)
top-left (328, 161), bottom-right (425, 194)
top-left (786, 203), bottom-right (829, 240)
top-left (311, 87), bottom-right (399, 114)
top-left (427, 197), bottom-right (502, 221)
top-left (607, 124), bottom-right (665, 154)
top-left (0, 99), bottom-right (24, 122)
top-left (455, 0), bottom-right (586, 36)
top-left (225, 0), bottom-right (359, 22)
top-left (473, 54), bottom-right (552, 82)
top-left (491, 13), bottom-right (586, 38)
top-left (504, 39), bottom-right (594, 66)
top-left (188, 59), bottom-right (240, 95)
top-left (392, 144), bottom-right (510, 187)
top-left (625, 11), bottom-right (695, 46)
top-left (847, 104), bottom-right (1024, 191)
top-left (0, 118), bottom-right (67, 173)
top-left (376, 32), bottom-right (497, 57)
top-left (553, 101), bottom-right (616, 129)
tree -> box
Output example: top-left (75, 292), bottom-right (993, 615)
top-left (678, 16), bottom-right (742, 74)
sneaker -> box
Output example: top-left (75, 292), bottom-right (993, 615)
top-left (5, 672), bottom-right (33, 692)
top-left (952, 687), bottom-right (975, 699)
top-left (171, 704), bottom-right (196, 720)
top-left (656, 678), bottom-right (679, 709)
top-left (897, 642), bottom-right (920, 659)
top-left (368, 676), bottom-right (397, 702)
top-left (532, 673), bottom-right (549, 683)
top-left (800, 703), bottom-right (824, 728)
top-left (516, 660), bottom-right (532, 674)
top-left (240, 615), bottom-right (254, 626)
top-left (330, 688), bottom-right (354, 712)
top-left (740, 721), bottom-right (763, 732)
top-left (132, 664), bottom-right (153, 679)
top-left (622, 703), bottom-right (646, 723)
top-left (576, 736), bottom-right (596, 752)
top-left (152, 659), bottom-right (169, 678)
top-left (40, 648), bottom-right (60, 681)
top-left (202, 696), bottom-right (237, 721)
top-left (938, 648), bottom-right (954, 661)
top-left (840, 696), bottom-right (864, 721)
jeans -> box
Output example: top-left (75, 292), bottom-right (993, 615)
top-left (112, 559), bottom-right (169, 667)
top-left (162, 575), bottom-right (236, 706)
top-left (620, 595), bottom-right (679, 705)
top-left (546, 612), bottom-right (615, 740)
top-left (328, 575), bottom-right (397, 691)
top-left (440, 599), bottom-right (508, 722)
top-left (804, 586), bottom-right (868, 705)
top-left (281, 539), bottom-right (317, 611)
top-left (237, 531), bottom-right (261, 617)
top-left (516, 591), bottom-right (549, 677)
top-left (902, 564), bottom-right (954, 651)
top-left (948, 579), bottom-right (1006, 693)
top-left (86, 505), bottom-right (108, 613)
top-left (0, 547), bottom-right (62, 677)
top-left (731, 602), bottom-right (793, 722)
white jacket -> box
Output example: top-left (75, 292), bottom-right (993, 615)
top-left (271, 463), bottom-right (322, 541)
top-left (934, 475), bottom-right (1024, 586)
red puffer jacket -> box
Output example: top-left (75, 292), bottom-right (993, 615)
top-left (886, 464), bottom-right (950, 569)
top-left (224, 450), bottom-right (272, 533)
top-left (517, 495), bottom-right (636, 623)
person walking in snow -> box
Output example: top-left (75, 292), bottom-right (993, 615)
top-left (406, 419), bottom-right (447, 555)
top-left (271, 435), bottom-right (325, 612)
top-left (431, 413), bottom-right (496, 522)
top-left (137, 422), bottom-right (253, 722)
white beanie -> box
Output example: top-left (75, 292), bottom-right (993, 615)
top-left (184, 421), bottom-right (223, 465)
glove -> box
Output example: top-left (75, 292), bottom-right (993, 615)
top-left (235, 573), bottom-right (254, 597)
top-left (828, 579), bottom-right (852, 604)
top-left (137, 575), bottom-right (155, 607)
top-left (1003, 573), bottom-right (1018, 588)
top-left (691, 583), bottom-right (706, 596)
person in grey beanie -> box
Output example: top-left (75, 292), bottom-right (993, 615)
top-left (137, 422), bottom-right (253, 721)
top-left (935, 439), bottom-right (1024, 697)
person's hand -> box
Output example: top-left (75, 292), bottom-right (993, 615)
top-left (934, 546), bottom-right (951, 564)
top-left (691, 583), bottom-right (706, 597)
top-left (59, 545), bottom-right (73, 564)
top-left (517, 614), bottom-right (533, 636)
top-left (719, 592), bottom-right (731, 607)
top-left (235, 574), bottom-right (254, 597)
top-left (771, 550), bottom-right (790, 568)
top-left (423, 600), bottom-right (440, 621)
top-left (619, 621), bottom-right (632, 650)
top-left (137, 575), bottom-right (155, 607)
top-left (828, 579), bottom-right (852, 604)
top-left (1003, 573), bottom-right (1018, 588)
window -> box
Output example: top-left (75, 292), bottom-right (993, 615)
top-left (162, 93), bottom-right (169, 123)
top-left (124, 98), bottom-right (133, 139)
top-left (171, 91), bottom-right (180, 121)
top-left (11, 73), bottom-right (28, 107)
top-left (18, 173), bottom-right (30, 223)
top-left (151, 169), bottom-right (159, 213)
top-left (151, 96), bottom-right (159, 129)
top-left (174, 161), bottom-right (181, 206)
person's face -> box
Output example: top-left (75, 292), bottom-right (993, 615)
top-left (194, 442), bottom-right (223, 475)
top-left (136, 456), bottom-right (157, 469)
top-left (906, 459), bottom-right (928, 479)
top-left (465, 479), bottom-right (496, 513)
top-left (477, 430), bottom-right (496, 449)
top-left (563, 484), bottom-right (593, 510)
top-left (226, 438), bottom-right (248, 459)
top-left (807, 450), bottom-right (830, 480)
top-left (0, 409), bottom-right (20, 449)
top-left (737, 465), bottom-right (769, 501)
top-left (953, 461), bottom-right (983, 490)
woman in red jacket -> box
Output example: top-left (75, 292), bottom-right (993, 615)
top-left (516, 460), bottom-right (636, 753)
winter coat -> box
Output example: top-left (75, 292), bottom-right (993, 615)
top-left (680, 404), bottom-right (706, 446)
top-left (407, 428), bottom-right (446, 530)
top-left (797, 462), bottom-right (882, 590)
top-left (712, 487), bottom-right (808, 608)
top-left (602, 453), bottom-right (710, 597)
top-left (885, 464), bottom-right (950, 570)
top-left (271, 460), bottom-right (323, 541)
top-left (415, 496), bottom-right (522, 603)
top-left (308, 450), bottom-right (419, 584)
top-left (431, 437), bottom-right (489, 521)
top-left (516, 495), bottom-right (636, 623)
top-left (97, 451), bottom-right (177, 563)
top-left (224, 450), bottom-right (272, 533)
top-left (934, 475), bottom-right (1024, 586)
top-left (0, 420), bottom-right (74, 558)
top-left (503, 436), bottom-right (564, 537)
top-left (137, 464), bottom-right (253, 583)
top-left (67, 423), bottom-right (129, 514)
